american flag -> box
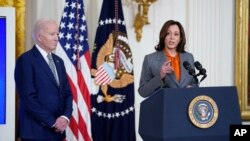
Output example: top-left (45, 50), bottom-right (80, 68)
top-left (55, 0), bottom-right (92, 140)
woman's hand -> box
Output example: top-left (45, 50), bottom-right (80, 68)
top-left (160, 60), bottom-right (173, 79)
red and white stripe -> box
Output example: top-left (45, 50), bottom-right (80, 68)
top-left (95, 65), bottom-right (112, 85)
top-left (56, 44), bottom-right (92, 141)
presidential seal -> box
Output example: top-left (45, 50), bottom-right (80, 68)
top-left (188, 95), bottom-right (218, 128)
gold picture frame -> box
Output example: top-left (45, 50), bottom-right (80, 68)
top-left (235, 0), bottom-right (250, 120)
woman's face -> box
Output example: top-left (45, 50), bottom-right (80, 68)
top-left (164, 24), bottom-right (181, 50)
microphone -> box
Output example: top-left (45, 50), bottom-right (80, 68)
top-left (183, 61), bottom-right (198, 84)
top-left (183, 61), bottom-right (191, 70)
top-left (194, 61), bottom-right (202, 77)
top-left (194, 61), bottom-right (207, 82)
top-left (200, 73), bottom-right (207, 82)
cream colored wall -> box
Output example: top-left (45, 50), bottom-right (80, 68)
top-left (25, 0), bottom-right (236, 141)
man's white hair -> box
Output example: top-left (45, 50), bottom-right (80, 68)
top-left (32, 18), bottom-right (57, 43)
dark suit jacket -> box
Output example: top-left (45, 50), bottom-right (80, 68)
top-left (15, 46), bottom-right (73, 140)
top-left (138, 51), bottom-right (197, 97)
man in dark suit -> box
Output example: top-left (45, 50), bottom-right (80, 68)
top-left (15, 18), bottom-right (73, 141)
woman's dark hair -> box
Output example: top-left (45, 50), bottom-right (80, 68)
top-left (155, 20), bottom-right (186, 53)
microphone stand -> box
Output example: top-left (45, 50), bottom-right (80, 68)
top-left (188, 69), bottom-right (199, 86)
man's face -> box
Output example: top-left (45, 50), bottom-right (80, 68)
top-left (37, 21), bottom-right (59, 53)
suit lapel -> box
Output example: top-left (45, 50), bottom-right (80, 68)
top-left (31, 46), bottom-right (59, 86)
top-left (157, 51), bottom-right (180, 86)
top-left (179, 53), bottom-right (187, 86)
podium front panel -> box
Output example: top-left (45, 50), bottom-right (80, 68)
top-left (139, 86), bottom-right (241, 141)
